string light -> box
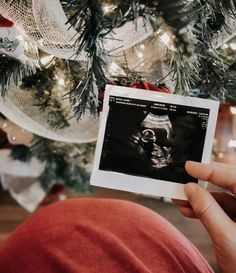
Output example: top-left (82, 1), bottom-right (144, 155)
top-left (58, 78), bottom-right (65, 86)
top-left (221, 43), bottom-right (229, 49)
top-left (40, 55), bottom-right (55, 68)
top-left (159, 31), bottom-right (176, 51)
top-left (229, 43), bottom-right (236, 50)
top-left (140, 44), bottom-right (145, 49)
top-left (160, 32), bottom-right (171, 47)
top-left (103, 5), bottom-right (115, 14)
top-left (137, 52), bottom-right (144, 59)
top-left (2, 122), bottom-right (7, 129)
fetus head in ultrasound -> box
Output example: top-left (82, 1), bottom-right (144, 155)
top-left (130, 113), bottom-right (174, 169)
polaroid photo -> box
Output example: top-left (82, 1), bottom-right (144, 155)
top-left (90, 85), bottom-right (219, 200)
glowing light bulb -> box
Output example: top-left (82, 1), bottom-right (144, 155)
top-left (40, 55), bottom-right (55, 67)
top-left (221, 43), bottom-right (229, 49)
top-left (103, 5), bottom-right (115, 13)
top-left (103, 5), bottom-right (110, 13)
top-left (58, 78), bottom-right (65, 86)
top-left (2, 122), bottom-right (8, 129)
top-left (230, 43), bottom-right (236, 50)
top-left (140, 44), bottom-right (145, 49)
top-left (137, 52), bottom-right (144, 59)
top-left (160, 32), bottom-right (170, 46)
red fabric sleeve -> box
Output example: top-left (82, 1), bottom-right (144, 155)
top-left (0, 198), bottom-right (214, 273)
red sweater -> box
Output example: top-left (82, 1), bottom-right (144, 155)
top-left (0, 199), bottom-right (214, 273)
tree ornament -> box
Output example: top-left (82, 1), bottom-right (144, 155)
top-left (0, 16), bottom-right (13, 27)
top-left (130, 81), bottom-right (170, 93)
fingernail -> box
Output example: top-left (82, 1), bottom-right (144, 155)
top-left (185, 160), bottom-right (199, 170)
top-left (184, 183), bottom-right (198, 200)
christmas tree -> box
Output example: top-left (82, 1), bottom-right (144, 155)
top-left (0, 0), bottom-right (236, 195)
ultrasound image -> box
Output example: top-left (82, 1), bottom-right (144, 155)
top-left (99, 96), bottom-right (210, 184)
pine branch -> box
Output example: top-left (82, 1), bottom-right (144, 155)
top-left (168, 47), bottom-right (200, 94)
top-left (206, 0), bottom-right (236, 18)
top-left (63, 0), bottom-right (197, 99)
top-left (191, 0), bottom-right (236, 48)
top-left (31, 137), bottom-right (92, 192)
top-left (11, 144), bottom-right (32, 162)
top-left (11, 136), bottom-right (94, 193)
top-left (222, 67), bottom-right (236, 103)
top-left (112, 55), bottom-right (143, 86)
top-left (109, 0), bottom-right (147, 27)
top-left (166, 0), bottom-right (236, 96)
top-left (70, 66), bottom-right (98, 119)
top-left (143, 0), bottom-right (196, 54)
top-left (0, 54), bottom-right (33, 97)
top-left (193, 1), bottom-right (229, 42)
top-left (20, 59), bottom-right (82, 130)
top-left (196, 44), bottom-right (235, 101)
top-left (62, 0), bottom-right (153, 119)
top-left (190, 0), bottom-right (236, 100)
top-left (61, 0), bottom-right (110, 119)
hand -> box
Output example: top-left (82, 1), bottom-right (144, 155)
top-left (173, 161), bottom-right (236, 273)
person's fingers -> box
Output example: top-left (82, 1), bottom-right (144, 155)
top-left (185, 161), bottom-right (236, 195)
top-left (211, 161), bottom-right (236, 170)
top-left (179, 206), bottom-right (196, 218)
top-left (172, 199), bottom-right (190, 207)
top-left (174, 192), bottom-right (236, 220)
top-left (184, 183), bottom-right (235, 242)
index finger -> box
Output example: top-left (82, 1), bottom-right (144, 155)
top-left (185, 161), bottom-right (236, 195)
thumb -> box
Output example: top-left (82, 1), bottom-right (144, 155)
top-left (184, 183), bottom-right (235, 242)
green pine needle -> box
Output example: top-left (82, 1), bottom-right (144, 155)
top-left (11, 136), bottom-right (95, 193)
top-left (0, 55), bottom-right (33, 97)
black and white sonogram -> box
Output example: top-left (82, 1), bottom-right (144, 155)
top-left (130, 113), bottom-right (174, 170)
top-left (99, 96), bottom-right (210, 184)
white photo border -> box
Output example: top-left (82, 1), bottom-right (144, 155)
top-left (90, 85), bottom-right (219, 200)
